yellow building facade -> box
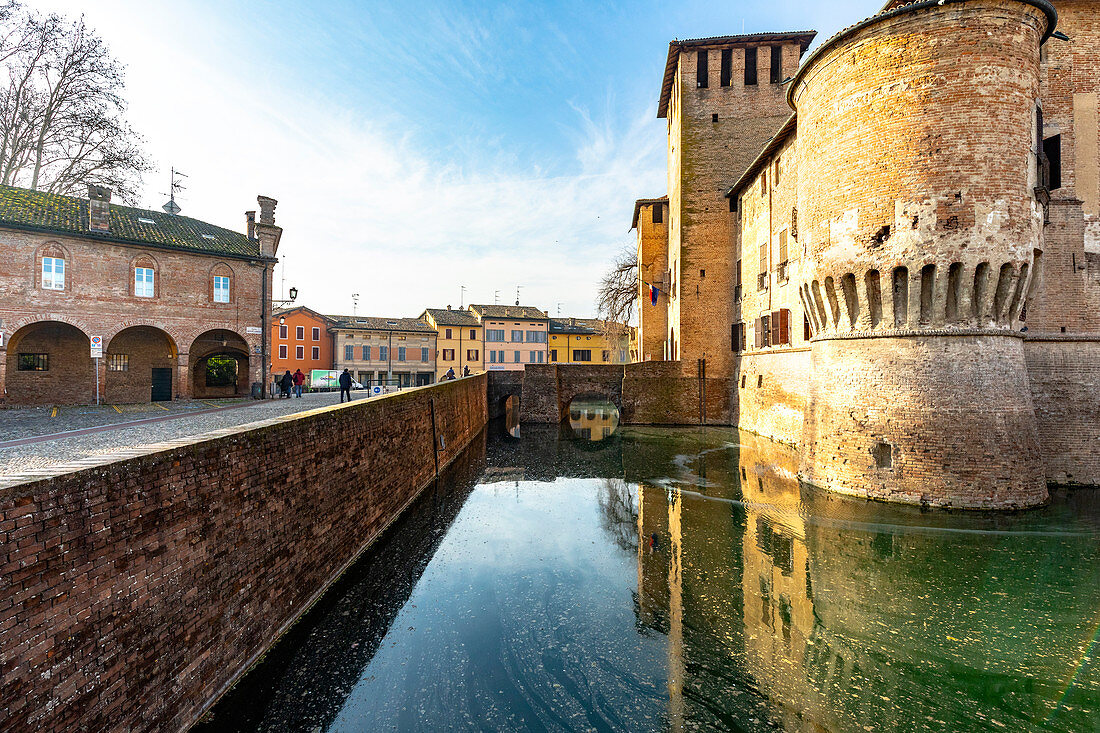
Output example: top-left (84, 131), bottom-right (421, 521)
top-left (548, 318), bottom-right (631, 365)
top-left (420, 307), bottom-right (484, 380)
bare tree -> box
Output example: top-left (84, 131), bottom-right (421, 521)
top-left (595, 245), bottom-right (638, 327)
top-left (0, 3), bottom-right (150, 204)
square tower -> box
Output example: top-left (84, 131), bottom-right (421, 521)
top-left (659, 31), bottom-right (815, 376)
top-left (633, 196), bottom-right (668, 361)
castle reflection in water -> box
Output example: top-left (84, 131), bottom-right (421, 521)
top-left (623, 430), bottom-right (1100, 732)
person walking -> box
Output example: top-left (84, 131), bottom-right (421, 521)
top-left (293, 368), bottom-right (305, 398)
top-left (339, 367), bottom-right (353, 403)
top-left (462, 365), bottom-right (470, 377)
top-left (280, 370), bottom-right (293, 398)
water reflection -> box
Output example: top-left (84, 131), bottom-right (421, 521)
top-left (196, 427), bottom-right (1100, 732)
top-left (503, 394), bottom-right (520, 438)
top-left (568, 397), bottom-right (619, 441)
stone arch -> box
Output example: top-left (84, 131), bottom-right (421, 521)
top-left (189, 329), bottom-right (250, 398)
top-left (129, 251), bottom-right (161, 299)
top-left (105, 326), bottom-right (179, 403)
top-left (208, 261), bottom-right (236, 304)
top-left (4, 321), bottom-right (94, 405)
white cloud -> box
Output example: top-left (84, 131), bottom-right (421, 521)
top-left (24, 0), bottom-right (667, 320)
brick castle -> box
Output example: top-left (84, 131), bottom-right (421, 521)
top-left (634, 0), bottom-right (1100, 508)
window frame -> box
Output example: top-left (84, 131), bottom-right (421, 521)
top-left (213, 275), bottom-right (230, 303)
top-left (312, 346), bottom-right (320, 360)
top-left (17, 353), bottom-right (48, 371)
top-left (134, 266), bottom-right (155, 298)
top-left (42, 256), bottom-right (65, 291)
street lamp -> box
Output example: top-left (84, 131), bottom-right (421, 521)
top-left (273, 286), bottom-right (299, 310)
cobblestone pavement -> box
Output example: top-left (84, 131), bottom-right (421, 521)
top-left (0, 391), bottom-right (371, 477)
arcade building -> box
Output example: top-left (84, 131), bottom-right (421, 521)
top-left (0, 183), bottom-right (281, 406)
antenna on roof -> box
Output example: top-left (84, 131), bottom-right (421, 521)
top-left (160, 167), bottom-right (186, 215)
top-left (460, 285), bottom-right (466, 309)
top-left (557, 302), bottom-right (563, 316)
top-left (515, 285), bottom-right (522, 306)
top-left (494, 290), bottom-right (500, 304)
top-left (352, 293), bottom-right (360, 317)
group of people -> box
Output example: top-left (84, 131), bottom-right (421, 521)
top-left (276, 369), bottom-right (306, 398)
top-left (276, 363), bottom-right (471, 401)
top-left (442, 365), bottom-right (471, 380)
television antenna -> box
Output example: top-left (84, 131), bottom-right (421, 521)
top-left (160, 167), bottom-right (186, 215)
top-left (557, 302), bottom-right (563, 316)
top-left (515, 285), bottom-right (523, 306)
top-left (352, 293), bottom-right (360, 316)
top-left (494, 290), bottom-right (500, 304)
top-left (460, 285), bottom-right (466, 309)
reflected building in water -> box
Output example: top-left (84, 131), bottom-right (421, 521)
top-left (632, 431), bottom-right (1100, 732)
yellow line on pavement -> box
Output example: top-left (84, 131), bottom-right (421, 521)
top-left (154, 403), bottom-right (169, 411)
top-left (112, 405), bottom-right (122, 413)
top-left (50, 407), bottom-right (58, 417)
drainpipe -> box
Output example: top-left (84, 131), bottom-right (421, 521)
top-left (388, 331), bottom-right (393, 386)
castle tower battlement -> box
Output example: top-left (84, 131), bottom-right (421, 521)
top-left (790, 0), bottom-right (1057, 507)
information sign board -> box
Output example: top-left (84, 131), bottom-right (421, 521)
top-left (90, 336), bottom-right (103, 358)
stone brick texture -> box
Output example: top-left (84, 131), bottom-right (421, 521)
top-left (734, 348), bottom-right (811, 444)
top-left (1040, 0), bottom-right (1100, 252)
top-left (1024, 338), bottom-right (1100, 485)
top-left (0, 227), bottom-right (271, 405)
top-left (501, 362), bottom-right (731, 426)
top-left (666, 41), bottom-right (803, 377)
top-left (635, 201), bottom-right (668, 361)
top-left (804, 335), bottom-right (1046, 509)
top-left (0, 375), bottom-right (487, 733)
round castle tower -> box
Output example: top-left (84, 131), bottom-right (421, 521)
top-left (789, 0), bottom-right (1056, 508)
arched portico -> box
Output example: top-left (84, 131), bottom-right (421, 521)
top-left (105, 326), bottom-right (179, 403)
top-left (189, 329), bottom-right (250, 399)
top-left (4, 321), bottom-right (94, 405)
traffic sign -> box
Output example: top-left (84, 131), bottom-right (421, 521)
top-left (90, 336), bottom-right (103, 358)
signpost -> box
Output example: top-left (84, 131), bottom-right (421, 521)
top-left (90, 336), bottom-right (103, 405)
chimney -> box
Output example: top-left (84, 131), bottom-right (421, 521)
top-left (257, 195), bottom-right (277, 225)
top-left (87, 184), bottom-right (111, 232)
top-left (245, 210), bottom-right (256, 240)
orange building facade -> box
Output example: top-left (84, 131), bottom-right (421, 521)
top-left (270, 306), bottom-right (335, 386)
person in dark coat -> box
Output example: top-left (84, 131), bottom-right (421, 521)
top-left (293, 368), bottom-right (305, 398)
top-left (280, 370), bottom-right (293, 398)
top-left (462, 365), bottom-right (470, 377)
top-left (339, 368), bottom-right (353, 403)
top-left (444, 367), bottom-right (456, 380)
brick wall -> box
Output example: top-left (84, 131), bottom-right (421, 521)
top-left (1025, 337), bottom-right (1100, 485)
top-left (667, 40), bottom-right (805, 377)
top-left (0, 226), bottom-right (272, 405)
top-left (636, 201), bottom-right (668, 360)
top-left (804, 335), bottom-right (1046, 509)
top-left (498, 362), bottom-right (732, 426)
top-left (4, 321), bottom-right (94, 405)
top-left (734, 348), bottom-right (811, 445)
top-left (0, 374), bottom-right (487, 733)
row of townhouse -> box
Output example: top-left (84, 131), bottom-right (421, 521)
top-left (271, 303), bottom-right (633, 388)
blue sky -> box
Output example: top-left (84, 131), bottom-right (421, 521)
top-left (28, 0), bottom-right (879, 319)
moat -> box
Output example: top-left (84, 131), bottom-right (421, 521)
top-left (196, 418), bottom-right (1100, 732)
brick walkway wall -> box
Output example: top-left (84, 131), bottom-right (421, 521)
top-left (0, 374), bottom-right (487, 733)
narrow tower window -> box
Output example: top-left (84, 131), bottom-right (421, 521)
top-left (697, 49), bottom-right (708, 88)
top-left (652, 204), bottom-right (662, 224)
top-left (973, 262), bottom-right (991, 321)
top-left (720, 48), bottom-right (732, 87)
top-left (744, 46), bottom-right (757, 86)
top-left (1043, 135), bottom-right (1061, 190)
top-left (770, 45), bottom-right (782, 84)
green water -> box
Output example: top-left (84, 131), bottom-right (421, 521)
top-left (197, 422), bottom-right (1100, 732)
